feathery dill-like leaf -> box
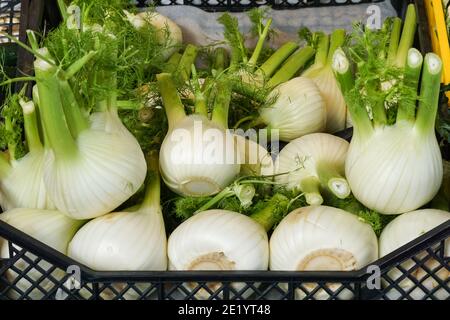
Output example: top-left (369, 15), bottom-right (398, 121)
top-left (218, 12), bottom-right (247, 66)
top-left (346, 22), bottom-right (418, 123)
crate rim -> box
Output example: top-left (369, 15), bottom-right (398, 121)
top-left (1, 219), bottom-right (448, 282)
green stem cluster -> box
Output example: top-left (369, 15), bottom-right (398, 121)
top-left (330, 4), bottom-right (433, 137)
top-left (157, 71), bottom-right (232, 130)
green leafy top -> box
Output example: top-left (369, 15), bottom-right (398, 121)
top-left (346, 21), bottom-right (418, 126)
top-left (0, 90), bottom-right (26, 160)
top-left (217, 12), bottom-right (248, 68)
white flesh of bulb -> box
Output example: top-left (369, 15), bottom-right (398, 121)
top-left (306, 67), bottom-right (347, 133)
top-left (68, 203), bottom-right (167, 300)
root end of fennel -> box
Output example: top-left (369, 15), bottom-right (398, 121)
top-left (296, 248), bottom-right (357, 271)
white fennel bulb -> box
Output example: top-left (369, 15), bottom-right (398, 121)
top-left (157, 73), bottom-right (240, 197)
top-left (168, 209), bottom-right (269, 299)
top-left (68, 153), bottom-right (167, 272)
top-left (274, 133), bottom-right (350, 205)
top-left (68, 153), bottom-right (166, 300)
top-left (0, 208), bottom-right (84, 299)
top-left (379, 209), bottom-right (450, 300)
top-left (0, 99), bottom-right (54, 211)
top-left (125, 10), bottom-right (182, 60)
top-left (34, 51), bottom-right (146, 219)
top-left (302, 30), bottom-right (347, 133)
top-left (333, 49), bottom-right (443, 214)
top-left (270, 205), bottom-right (378, 300)
top-left (260, 77), bottom-right (326, 142)
top-left (346, 123), bottom-right (442, 214)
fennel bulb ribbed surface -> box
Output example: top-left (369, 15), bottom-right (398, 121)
top-left (68, 206), bottom-right (167, 271)
top-left (0, 151), bottom-right (54, 211)
top-left (68, 152), bottom-right (167, 272)
top-left (306, 68), bottom-right (346, 133)
top-left (43, 129), bottom-right (147, 219)
top-left (260, 77), bottom-right (326, 142)
top-left (270, 205), bottom-right (378, 299)
top-left (379, 209), bottom-right (450, 300)
top-left (33, 52), bottom-right (147, 220)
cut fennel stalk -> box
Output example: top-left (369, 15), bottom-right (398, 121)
top-left (33, 48), bottom-right (146, 219)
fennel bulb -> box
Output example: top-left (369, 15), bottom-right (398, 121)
top-left (168, 193), bottom-right (289, 299)
top-left (0, 208), bottom-right (84, 299)
top-left (379, 209), bottom-right (450, 300)
top-left (157, 73), bottom-right (240, 197)
top-left (270, 205), bottom-right (378, 300)
top-left (68, 152), bottom-right (167, 271)
top-left (33, 50), bottom-right (146, 219)
top-left (333, 47), bottom-right (443, 214)
top-left (302, 30), bottom-right (347, 133)
top-left (68, 152), bottom-right (166, 300)
top-left (0, 98), bottom-right (54, 211)
top-left (274, 133), bottom-right (350, 205)
top-left (168, 209), bottom-right (268, 299)
top-left (260, 77), bottom-right (326, 142)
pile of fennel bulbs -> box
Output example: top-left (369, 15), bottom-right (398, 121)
top-left (0, 2), bottom-right (450, 302)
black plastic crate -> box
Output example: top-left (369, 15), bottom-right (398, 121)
top-left (0, 0), bottom-right (449, 300)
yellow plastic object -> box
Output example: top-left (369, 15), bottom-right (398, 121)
top-left (424, 0), bottom-right (450, 105)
